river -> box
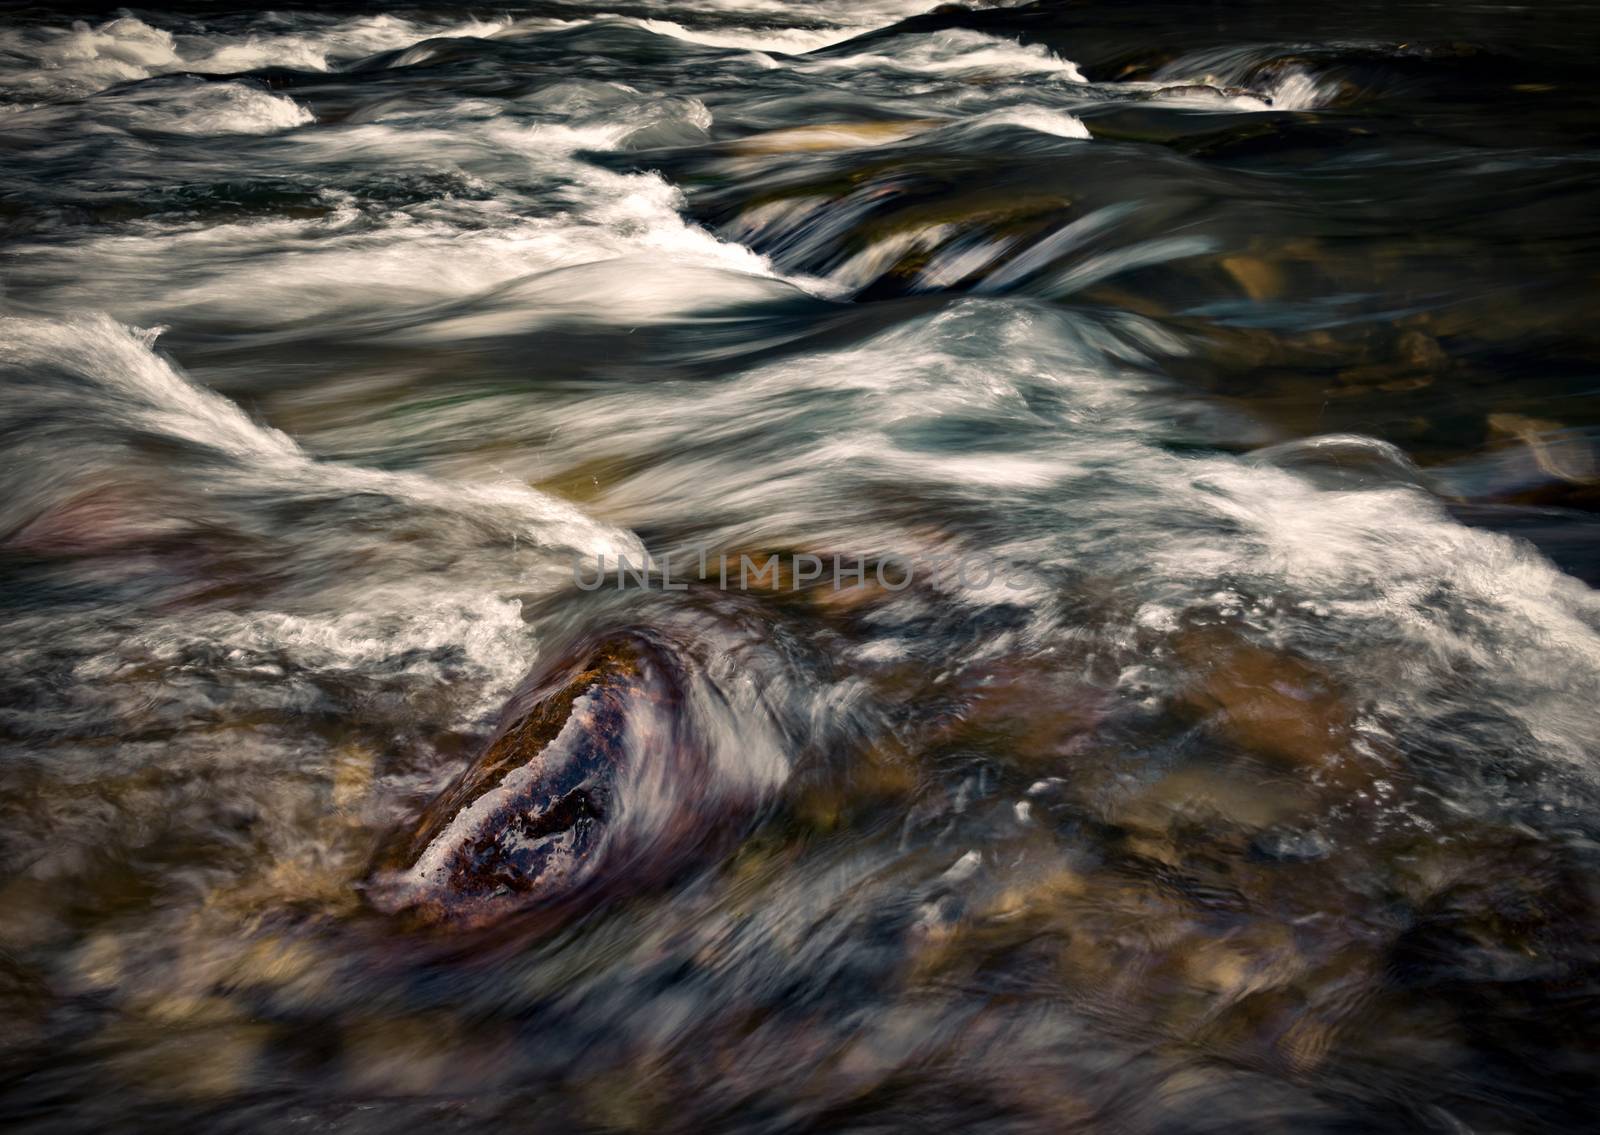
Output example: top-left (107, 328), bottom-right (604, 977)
top-left (3, 2), bottom-right (1600, 1131)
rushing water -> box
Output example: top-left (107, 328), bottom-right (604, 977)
top-left (3, 1), bottom-right (1600, 1131)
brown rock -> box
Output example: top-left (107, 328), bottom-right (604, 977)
top-left (726, 121), bottom-right (937, 156)
top-left (1221, 254), bottom-right (1286, 302)
top-left (1488, 412), bottom-right (1599, 485)
top-left (1173, 628), bottom-right (1376, 790)
top-left (367, 636), bottom-right (701, 929)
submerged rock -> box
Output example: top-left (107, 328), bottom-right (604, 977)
top-left (1173, 628), bottom-right (1367, 783)
top-left (368, 635), bottom-right (734, 929)
top-left (726, 120), bottom-right (937, 156)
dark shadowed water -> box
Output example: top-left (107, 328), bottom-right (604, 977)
top-left (3, 1), bottom-right (1600, 1131)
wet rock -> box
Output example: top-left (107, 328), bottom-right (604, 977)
top-left (99, 1008), bottom-right (277, 1100)
top-left (936, 656), bottom-right (1112, 769)
top-left (0, 955), bottom-right (51, 1060)
top-left (787, 737), bottom-right (920, 835)
top-left (1328, 328), bottom-right (1450, 396)
top-left (1250, 825), bottom-right (1334, 862)
top-left (1115, 763), bottom-right (1321, 857)
top-left (1220, 254), bottom-right (1286, 302)
top-left (368, 635), bottom-right (723, 929)
top-left (1431, 415), bottom-right (1600, 512)
top-left (726, 121), bottom-right (936, 156)
top-left (4, 476), bottom-right (193, 557)
top-left (1172, 628), bottom-right (1374, 788)
top-left (1487, 412), bottom-right (1600, 500)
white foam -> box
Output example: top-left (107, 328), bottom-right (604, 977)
top-left (110, 80), bottom-right (313, 135)
top-left (0, 313), bottom-right (299, 464)
top-left (9, 101), bottom-right (798, 331)
top-left (468, 298), bottom-right (1600, 786)
top-left (0, 13), bottom-right (517, 101)
top-left (0, 313), bottom-right (644, 564)
top-left (914, 236), bottom-right (1019, 291)
top-left (581, 0), bottom-right (940, 37)
top-left (0, 313), bottom-right (651, 743)
top-left (1147, 47), bottom-right (1339, 113)
top-left (963, 105), bottom-right (1091, 138)
top-left (1266, 69), bottom-right (1333, 111)
top-left (942, 850), bottom-right (982, 884)
top-left (807, 29), bottom-right (1087, 84)
top-left (621, 18), bottom-right (865, 55)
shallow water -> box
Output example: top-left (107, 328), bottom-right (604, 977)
top-left (3, 2), bottom-right (1600, 1132)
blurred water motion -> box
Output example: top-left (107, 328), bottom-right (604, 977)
top-left (3, 2), bottom-right (1600, 1132)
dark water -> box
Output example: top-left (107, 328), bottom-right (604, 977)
top-left (3, 1), bottom-right (1600, 1131)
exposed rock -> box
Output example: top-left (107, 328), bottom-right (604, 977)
top-left (368, 635), bottom-right (711, 929)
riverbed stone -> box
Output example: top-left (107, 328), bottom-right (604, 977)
top-left (367, 636), bottom-right (687, 928)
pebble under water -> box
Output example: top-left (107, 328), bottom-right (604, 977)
top-left (3, 1), bottom-right (1600, 1131)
